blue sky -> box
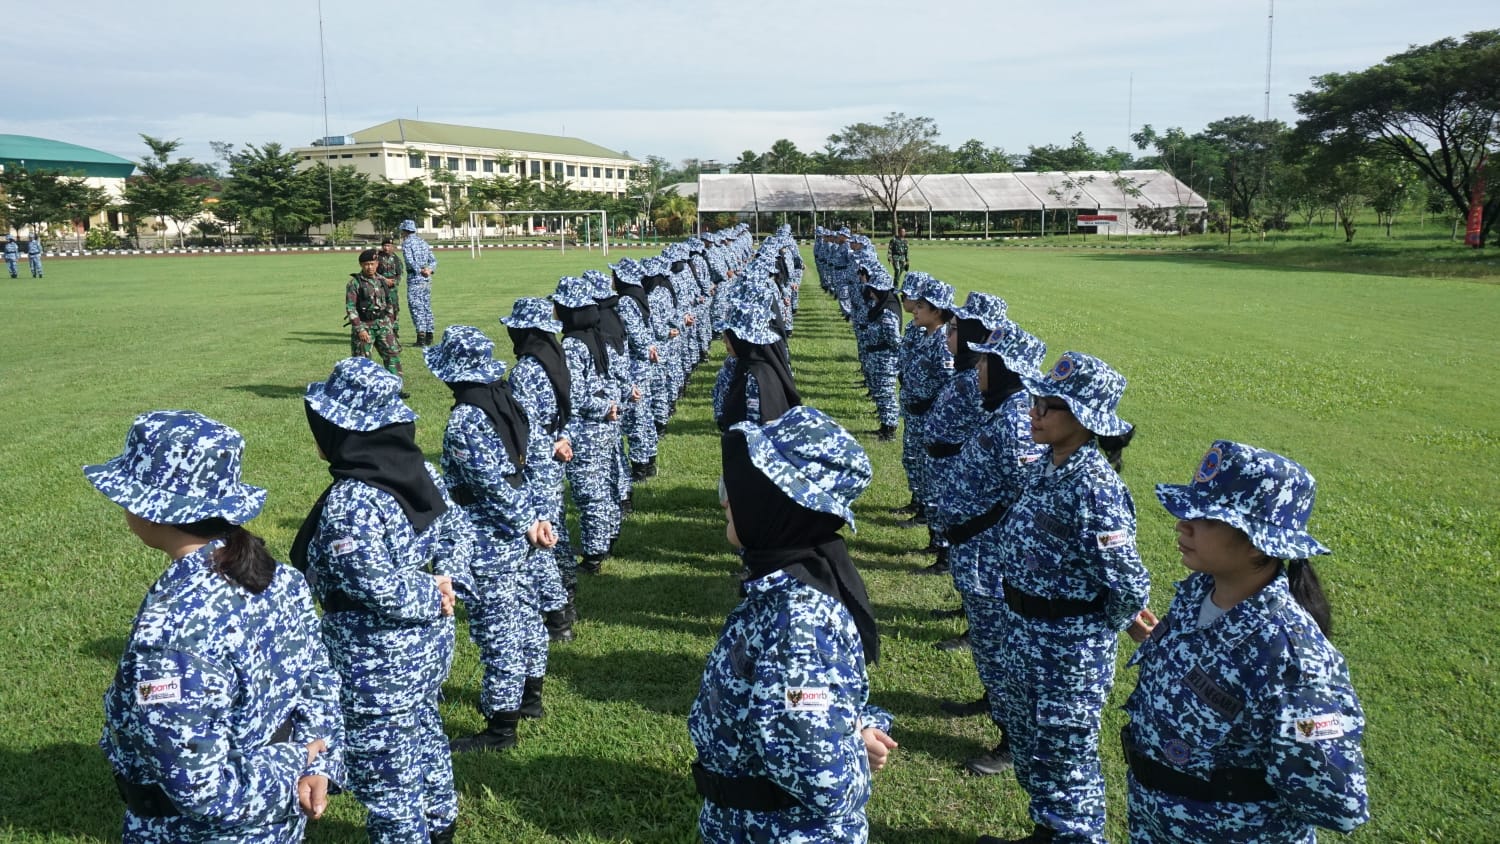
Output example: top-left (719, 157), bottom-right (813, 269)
top-left (4, 1), bottom-right (1493, 168)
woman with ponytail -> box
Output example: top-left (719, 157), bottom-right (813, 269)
top-left (87, 410), bottom-right (343, 842)
top-left (1121, 442), bottom-right (1368, 842)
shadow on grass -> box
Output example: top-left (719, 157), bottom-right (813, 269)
top-left (227, 383), bottom-right (308, 399)
top-left (550, 649), bottom-right (704, 716)
top-left (80, 634), bottom-right (128, 662)
top-left (286, 330), bottom-right (350, 346)
top-left (869, 821), bottom-right (984, 843)
top-left (0, 742), bottom-right (127, 840)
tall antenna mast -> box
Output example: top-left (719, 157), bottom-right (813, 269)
top-left (1264, 0), bottom-right (1275, 121)
top-left (317, 0), bottom-right (337, 244)
top-left (1127, 73), bottom-right (1134, 153)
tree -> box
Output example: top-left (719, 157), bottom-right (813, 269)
top-left (654, 193), bottom-right (697, 236)
top-left (949, 139), bottom-right (1014, 173)
top-left (121, 135), bottom-right (209, 248)
top-left (731, 150), bottom-right (763, 174)
top-left (1197, 117), bottom-right (1290, 221)
top-left (302, 163), bottom-right (373, 236)
top-left (369, 178), bottom-right (434, 235)
top-left (828, 112), bottom-right (943, 229)
top-left (220, 142), bottom-right (322, 243)
top-left (763, 139), bottom-right (809, 174)
top-left (1293, 29), bottom-right (1500, 245)
top-left (1022, 132), bottom-right (1131, 172)
top-left (0, 166), bottom-right (108, 235)
top-left (626, 155), bottom-right (672, 228)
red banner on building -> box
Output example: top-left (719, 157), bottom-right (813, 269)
top-left (1465, 154), bottom-right (1487, 248)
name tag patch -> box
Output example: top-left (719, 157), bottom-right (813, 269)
top-left (1096, 529), bottom-right (1133, 550)
top-left (1291, 712), bottom-right (1348, 742)
top-left (331, 537), bottom-right (356, 556)
top-left (1184, 667), bottom-right (1244, 720)
top-left (784, 686), bottom-right (831, 712)
top-left (136, 677), bottom-right (182, 705)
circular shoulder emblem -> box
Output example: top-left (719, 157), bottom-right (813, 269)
top-left (1163, 738), bottom-right (1192, 766)
top-left (1195, 446), bottom-right (1224, 483)
top-left (1049, 356), bottom-right (1075, 381)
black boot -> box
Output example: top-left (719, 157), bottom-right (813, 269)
top-left (940, 691), bottom-right (990, 717)
top-left (930, 606), bottom-right (966, 619)
top-left (896, 504), bottom-right (927, 529)
top-left (876, 423), bottom-right (898, 442)
top-left (578, 554), bottom-right (606, 575)
top-left (545, 607), bottom-right (574, 642)
top-left (430, 821), bottom-right (457, 844)
top-left (450, 711), bottom-right (519, 753)
top-left (630, 461), bottom-right (651, 482)
top-left (620, 495), bottom-right (633, 517)
top-left (976, 824), bottom-right (1053, 843)
top-left (888, 498), bottom-right (918, 515)
top-left (915, 546), bottom-right (950, 576)
top-left (519, 676), bottom-right (546, 719)
top-left (646, 456), bottom-right (658, 478)
top-left (935, 628), bottom-right (971, 652)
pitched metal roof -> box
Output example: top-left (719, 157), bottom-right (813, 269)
top-left (0, 134), bottom-right (135, 178)
top-left (350, 119), bottom-right (632, 161)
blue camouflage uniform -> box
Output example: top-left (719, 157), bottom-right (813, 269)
top-left (4, 237), bottom-right (17, 277)
top-left (555, 276), bottom-right (623, 561)
top-left (86, 411), bottom-right (345, 844)
top-left (27, 236), bottom-right (42, 277)
top-left (399, 221), bottom-right (436, 335)
top-left (1124, 441), bottom-right (1368, 843)
top-left (425, 327), bottom-right (554, 721)
top-left (711, 294), bottom-right (780, 428)
top-left (610, 259), bottom-right (659, 466)
top-left (690, 407), bottom-right (894, 844)
top-left (980, 353), bottom-right (1150, 843)
top-left (642, 256), bottom-right (680, 428)
top-left (896, 275), bottom-right (954, 510)
top-left (502, 298), bottom-right (577, 592)
top-left (858, 271), bottom-right (903, 429)
top-left (585, 269), bottom-right (634, 516)
top-left (302, 358), bottom-right (476, 843)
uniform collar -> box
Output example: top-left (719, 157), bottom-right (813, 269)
top-left (742, 568), bottom-right (793, 596)
top-left (1041, 439), bottom-right (1101, 480)
top-left (1178, 568), bottom-right (1292, 652)
top-left (150, 539), bottom-right (224, 595)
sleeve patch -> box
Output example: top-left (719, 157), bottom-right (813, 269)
top-left (1290, 712), bottom-right (1348, 742)
top-left (1096, 529), bottom-right (1133, 550)
top-left (136, 677), bottom-right (182, 705)
top-left (330, 537), bottom-right (356, 556)
top-left (784, 687), bottom-right (831, 712)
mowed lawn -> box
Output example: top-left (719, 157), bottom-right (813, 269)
top-left (0, 244), bottom-right (1496, 842)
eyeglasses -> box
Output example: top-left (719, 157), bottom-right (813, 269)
top-left (1031, 395), bottom-right (1071, 417)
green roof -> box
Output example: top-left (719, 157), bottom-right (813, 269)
top-left (0, 134), bottom-right (135, 178)
top-left (351, 119), bottom-right (633, 161)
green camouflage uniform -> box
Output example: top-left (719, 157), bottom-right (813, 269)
top-left (346, 271), bottom-right (403, 375)
top-left (888, 236), bottom-right (909, 283)
top-left (376, 250), bottom-right (403, 341)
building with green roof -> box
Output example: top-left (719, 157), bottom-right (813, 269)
top-left (0, 135), bottom-right (135, 236)
top-left (292, 119), bottom-right (638, 234)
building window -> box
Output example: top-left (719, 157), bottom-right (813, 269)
top-left (430, 217), bottom-right (440, 229)
top-left (409, 154), bottom-right (423, 167)
top-left (605, 168), bottom-right (614, 179)
top-left (430, 188), bottom-right (444, 199)
top-left (446, 157), bottom-right (459, 170)
top-left (465, 158), bottom-right (477, 171)
top-left (428, 155), bottom-right (441, 169)
top-left (500, 162), bottom-right (511, 174)
top-left (340, 153), bottom-right (353, 158)
top-left (483, 159), bottom-right (495, 173)
top-left (566, 164), bottom-right (576, 177)
top-left (530, 161), bottom-right (542, 176)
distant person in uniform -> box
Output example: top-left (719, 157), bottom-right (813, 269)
top-left (4, 235), bottom-right (18, 278)
top-left (346, 249), bottom-right (405, 387)
top-left (888, 227), bottom-right (909, 284)
top-left (27, 236), bottom-right (43, 278)
top-left (86, 410), bottom-right (345, 843)
top-left (399, 220), bottom-right (437, 347)
top-left (376, 237), bottom-right (403, 343)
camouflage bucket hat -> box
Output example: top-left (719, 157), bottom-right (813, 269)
top-left (501, 296), bottom-right (562, 332)
top-left (862, 268), bottom-right (895, 291)
top-left (398, 219), bottom-right (418, 232)
top-left (305, 356), bottom-right (417, 432)
top-left (609, 258), bottom-right (645, 287)
top-left (955, 291), bottom-right (1008, 330)
top-left (1021, 351), bottom-right (1131, 437)
top-left (917, 278), bottom-right (956, 312)
top-left (424, 325), bottom-right (508, 384)
top-left (640, 256), bottom-right (670, 277)
top-left (84, 410), bottom-right (267, 525)
top-left (731, 406), bottom-right (872, 531)
top-left (582, 269), bottom-right (613, 300)
top-left (900, 270), bottom-right (930, 299)
top-left (551, 275), bottom-right (596, 309)
top-left (967, 319), bottom-right (1047, 378)
top-left (715, 296), bottom-right (780, 346)
top-left (1157, 441), bottom-right (1330, 559)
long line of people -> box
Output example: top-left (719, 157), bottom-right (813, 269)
top-left (88, 221), bottom-right (1369, 844)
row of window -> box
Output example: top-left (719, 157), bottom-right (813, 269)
top-left (407, 154), bottom-right (629, 180)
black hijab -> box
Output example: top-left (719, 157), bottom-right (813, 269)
top-left (980, 354), bottom-right (1025, 412)
top-left (720, 330), bottom-right (801, 431)
top-left (557, 303), bottom-right (609, 376)
top-left (615, 273), bottom-right (650, 323)
top-left (951, 317), bottom-right (988, 372)
top-left (722, 433), bottom-right (879, 664)
top-left (507, 326), bottom-right (571, 435)
top-left (596, 295), bottom-right (627, 354)
top-left (644, 272), bottom-right (678, 308)
top-left (291, 404), bottom-right (448, 569)
top-left (448, 379), bottom-right (530, 486)
top-left (865, 285), bottom-right (902, 325)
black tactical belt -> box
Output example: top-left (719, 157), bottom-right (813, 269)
top-left (903, 396), bottom-right (937, 416)
top-left (926, 441), bottom-right (963, 459)
top-left (947, 499), bottom-right (1010, 545)
top-left (1002, 583), bottom-right (1105, 620)
top-left (115, 716), bottom-right (297, 817)
top-left (691, 761), bottom-right (801, 812)
top-left (1121, 726), bottom-right (1276, 803)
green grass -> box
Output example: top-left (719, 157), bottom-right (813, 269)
top-left (1, 243), bottom-right (1497, 842)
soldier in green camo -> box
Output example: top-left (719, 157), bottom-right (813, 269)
top-left (377, 238), bottom-right (404, 343)
top-left (888, 228), bottom-right (910, 285)
top-left (347, 249), bottom-right (405, 386)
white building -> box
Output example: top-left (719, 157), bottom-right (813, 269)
top-left (293, 119), bottom-right (637, 234)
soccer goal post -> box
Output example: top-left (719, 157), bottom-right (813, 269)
top-left (468, 209), bottom-right (610, 259)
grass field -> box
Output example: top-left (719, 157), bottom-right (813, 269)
top-left (1, 241), bottom-right (1497, 842)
